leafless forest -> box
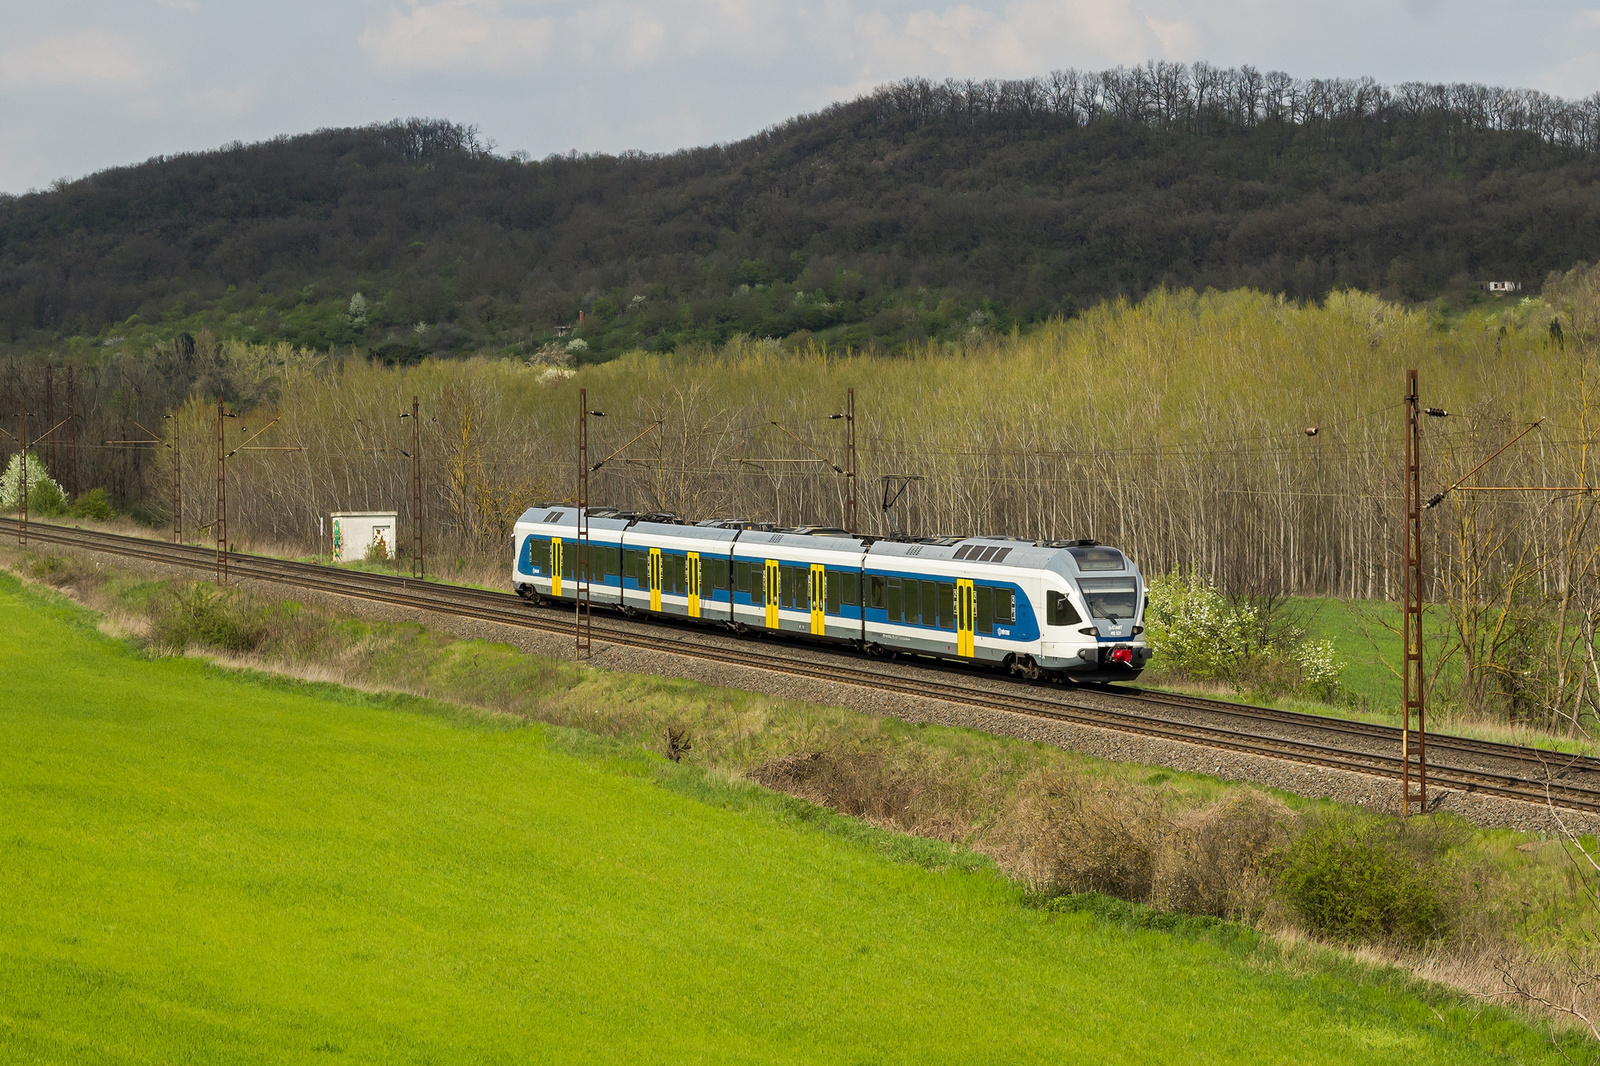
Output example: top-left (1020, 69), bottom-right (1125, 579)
top-left (7, 275), bottom-right (1600, 727)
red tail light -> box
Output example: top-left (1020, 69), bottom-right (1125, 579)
top-left (1110, 648), bottom-right (1133, 664)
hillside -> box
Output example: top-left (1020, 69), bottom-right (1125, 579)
top-left (0, 572), bottom-right (1579, 1063)
top-left (3, 64), bottom-right (1599, 359)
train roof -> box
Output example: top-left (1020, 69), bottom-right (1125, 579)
top-left (513, 507), bottom-right (1137, 575)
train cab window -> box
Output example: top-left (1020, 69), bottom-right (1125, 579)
top-left (885, 578), bottom-right (901, 622)
top-left (1047, 591), bottom-right (1082, 626)
top-left (976, 586), bottom-right (995, 634)
top-left (937, 582), bottom-right (954, 629)
top-left (995, 588), bottom-right (1015, 624)
top-left (868, 575), bottom-right (886, 610)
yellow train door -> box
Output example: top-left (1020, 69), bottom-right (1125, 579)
top-left (810, 564), bottom-right (826, 635)
top-left (688, 552), bottom-right (701, 618)
top-left (649, 547), bottom-right (662, 612)
top-left (957, 579), bottom-right (975, 656)
top-left (764, 559), bottom-right (780, 629)
top-left (551, 537), bottom-right (562, 597)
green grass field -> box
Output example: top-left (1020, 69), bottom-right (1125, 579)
top-left (0, 574), bottom-right (1575, 1064)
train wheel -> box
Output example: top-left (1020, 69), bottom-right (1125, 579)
top-left (1008, 655), bottom-right (1044, 681)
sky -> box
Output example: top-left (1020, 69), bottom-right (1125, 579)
top-left (2, 0), bottom-right (1598, 195)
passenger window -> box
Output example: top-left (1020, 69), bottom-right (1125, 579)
top-left (734, 561), bottom-right (749, 594)
top-left (868, 575), bottom-right (885, 609)
top-left (826, 572), bottom-right (841, 614)
top-left (842, 572), bottom-right (860, 607)
top-left (886, 577), bottom-right (901, 622)
top-left (903, 578), bottom-right (920, 625)
top-left (937, 582), bottom-right (954, 629)
top-left (1047, 591), bottom-right (1082, 626)
top-left (976, 586), bottom-right (994, 634)
top-left (995, 588), bottom-right (1014, 624)
top-left (920, 580), bottom-right (938, 627)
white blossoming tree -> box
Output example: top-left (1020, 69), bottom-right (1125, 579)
top-left (0, 452), bottom-right (68, 515)
top-left (1144, 569), bottom-right (1346, 701)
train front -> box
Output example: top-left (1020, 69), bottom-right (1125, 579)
top-left (1038, 542), bottom-right (1150, 682)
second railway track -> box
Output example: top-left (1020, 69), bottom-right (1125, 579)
top-left (8, 518), bottom-right (1599, 816)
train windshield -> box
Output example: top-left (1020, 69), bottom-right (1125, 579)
top-left (1078, 578), bottom-right (1139, 621)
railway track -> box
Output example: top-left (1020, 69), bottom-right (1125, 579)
top-left (8, 517), bottom-right (1599, 816)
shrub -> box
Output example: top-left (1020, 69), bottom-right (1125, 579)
top-left (1271, 812), bottom-right (1455, 946)
top-left (28, 479), bottom-right (67, 516)
top-left (1150, 791), bottom-right (1291, 921)
top-left (363, 535), bottom-right (392, 566)
top-left (67, 488), bottom-right (115, 521)
top-left (989, 772), bottom-right (1160, 899)
top-left (151, 583), bottom-right (265, 653)
top-left (1291, 637), bottom-right (1346, 702)
top-left (1143, 571), bottom-right (1256, 682)
top-left (1145, 571), bottom-right (1348, 702)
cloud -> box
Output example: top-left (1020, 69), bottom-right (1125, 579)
top-left (1401, 0), bottom-right (1443, 17)
top-left (360, 0), bottom-right (554, 72)
top-left (0, 30), bottom-right (156, 90)
top-left (566, 4), bottom-right (667, 66)
top-left (155, 0), bottom-right (201, 11)
top-left (853, 0), bottom-right (1198, 78)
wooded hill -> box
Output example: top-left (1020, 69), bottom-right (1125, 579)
top-left (4, 63), bottom-right (1599, 360)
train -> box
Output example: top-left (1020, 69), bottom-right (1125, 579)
top-left (511, 506), bottom-right (1150, 682)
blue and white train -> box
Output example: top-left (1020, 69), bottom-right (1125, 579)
top-left (511, 506), bottom-right (1150, 682)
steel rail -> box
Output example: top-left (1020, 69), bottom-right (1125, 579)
top-left (1117, 686), bottom-right (1600, 779)
top-left (9, 518), bottom-right (1600, 814)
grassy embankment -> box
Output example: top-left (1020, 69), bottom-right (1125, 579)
top-left (0, 569), bottom-right (1587, 1063)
